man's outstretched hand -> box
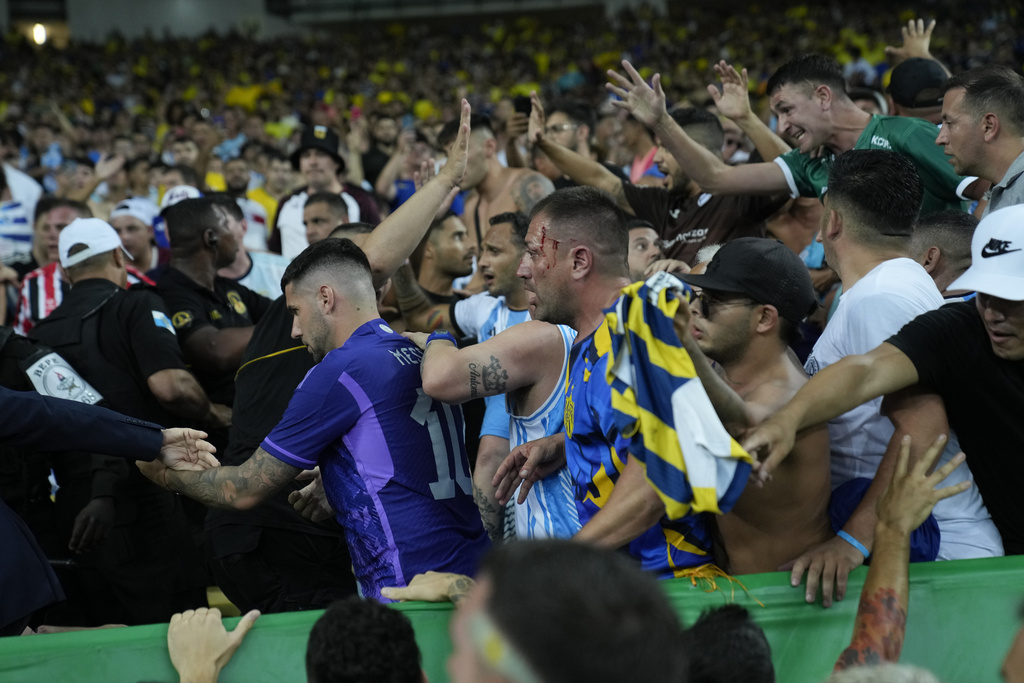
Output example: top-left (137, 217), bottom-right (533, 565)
top-left (168, 608), bottom-right (260, 683)
top-left (606, 60), bottom-right (668, 130)
top-left (492, 432), bottom-right (566, 505)
top-left (437, 99), bottom-right (472, 189)
top-left (708, 61), bottom-right (753, 123)
top-left (159, 428), bottom-right (220, 471)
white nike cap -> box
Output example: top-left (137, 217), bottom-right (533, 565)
top-left (948, 205), bottom-right (1024, 301)
top-left (59, 218), bottom-right (133, 268)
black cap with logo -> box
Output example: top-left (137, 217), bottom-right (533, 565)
top-left (680, 237), bottom-right (817, 323)
top-left (290, 125), bottom-right (346, 172)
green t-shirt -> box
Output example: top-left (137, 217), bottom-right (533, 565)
top-left (775, 115), bottom-right (973, 215)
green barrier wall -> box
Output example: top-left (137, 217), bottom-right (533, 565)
top-left (1, 556), bottom-right (1021, 683)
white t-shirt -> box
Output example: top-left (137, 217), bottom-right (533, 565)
top-left (236, 197), bottom-right (269, 252)
top-left (806, 258), bottom-right (1002, 559)
top-left (276, 189), bottom-right (361, 261)
top-left (235, 251), bottom-right (288, 300)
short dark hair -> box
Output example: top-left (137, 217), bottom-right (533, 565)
top-left (942, 65), bottom-right (1024, 136)
top-left (305, 191), bottom-right (350, 219)
top-left (826, 150), bottom-right (923, 240)
top-left (438, 114), bottom-right (493, 149)
top-left (166, 164), bottom-right (201, 188)
top-left (208, 193), bottom-right (244, 221)
top-left (34, 197), bottom-right (91, 223)
top-left (548, 99), bottom-right (597, 133)
top-left (281, 236), bottom-right (372, 291)
top-left (767, 54), bottom-right (847, 99)
top-left (910, 209), bottom-right (978, 264)
top-left (305, 597), bottom-right (422, 683)
top-left (530, 186), bottom-right (629, 277)
top-left (125, 155), bottom-right (151, 174)
top-left (489, 211), bottom-right (529, 247)
top-left (329, 221), bottom-right (376, 239)
top-left (162, 197), bottom-right (222, 250)
top-left (481, 540), bottom-right (687, 683)
top-left (682, 605), bottom-right (775, 683)
top-left (670, 107), bottom-right (725, 155)
top-left (265, 147), bottom-right (289, 165)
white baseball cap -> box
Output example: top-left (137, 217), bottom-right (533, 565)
top-left (110, 197), bottom-right (159, 227)
top-left (59, 218), bottom-right (133, 268)
top-left (948, 205), bottom-right (1024, 301)
top-left (160, 184), bottom-right (203, 209)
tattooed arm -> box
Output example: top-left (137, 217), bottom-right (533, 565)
top-left (833, 435), bottom-right (971, 671)
top-left (512, 171), bottom-right (555, 215)
top-left (417, 320), bottom-right (564, 404)
top-left (138, 447), bottom-right (301, 511)
top-left (391, 263), bottom-right (455, 332)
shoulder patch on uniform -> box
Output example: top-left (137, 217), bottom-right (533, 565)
top-left (27, 353), bottom-right (103, 405)
top-left (152, 310), bottom-right (176, 335)
top-left (172, 311), bottom-right (193, 329)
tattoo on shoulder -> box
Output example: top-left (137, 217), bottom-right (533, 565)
top-left (514, 173), bottom-right (555, 214)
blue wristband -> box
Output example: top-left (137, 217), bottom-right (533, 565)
top-left (426, 330), bottom-right (458, 347)
top-left (837, 530), bottom-right (870, 559)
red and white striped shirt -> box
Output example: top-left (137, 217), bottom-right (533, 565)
top-left (15, 262), bottom-right (155, 335)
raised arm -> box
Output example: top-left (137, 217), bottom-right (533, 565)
top-left (742, 342), bottom-right (920, 481)
top-left (606, 60), bottom-right (789, 196)
top-left (390, 263), bottom-right (454, 332)
top-left (358, 99), bottom-right (472, 291)
top-left (708, 61), bottom-right (791, 162)
top-left (833, 434), bottom-right (969, 670)
top-left (408, 320), bottom-right (565, 403)
top-left (528, 92), bottom-right (631, 211)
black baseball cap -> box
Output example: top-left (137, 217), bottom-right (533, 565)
top-left (680, 238), bottom-right (817, 323)
top-left (290, 125), bottom-right (346, 172)
top-left (887, 58), bottom-right (947, 109)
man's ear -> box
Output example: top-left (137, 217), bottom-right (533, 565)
top-left (824, 207), bottom-right (843, 242)
top-left (483, 135), bottom-right (498, 158)
top-left (570, 245), bottom-right (594, 280)
top-left (755, 304), bottom-right (780, 335)
top-left (920, 245), bottom-right (941, 273)
top-left (981, 112), bottom-right (1000, 143)
top-left (319, 284), bottom-right (336, 313)
top-left (816, 84), bottom-right (833, 112)
top-left (112, 248), bottom-right (125, 269)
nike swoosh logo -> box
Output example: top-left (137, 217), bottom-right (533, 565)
top-left (981, 246), bottom-right (1022, 258)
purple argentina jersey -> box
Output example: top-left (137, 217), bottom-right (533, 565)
top-left (261, 319), bottom-right (489, 599)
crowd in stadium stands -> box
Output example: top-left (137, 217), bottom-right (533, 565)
top-left (1, 0), bottom-right (1024, 680)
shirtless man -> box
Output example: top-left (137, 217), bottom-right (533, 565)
top-left (678, 237), bottom-right (832, 574)
top-left (437, 115), bottom-right (553, 291)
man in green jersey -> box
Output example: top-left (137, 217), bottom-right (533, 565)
top-left (607, 55), bottom-right (987, 215)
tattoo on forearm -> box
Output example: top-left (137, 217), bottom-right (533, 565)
top-left (450, 576), bottom-right (474, 605)
top-left (834, 587), bottom-right (907, 671)
top-left (468, 362), bottom-right (482, 399)
top-left (482, 356), bottom-right (509, 394)
top-left (473, 483), bottom-right (505, 544)
top-left (168, 449), bottom-right (299, 510)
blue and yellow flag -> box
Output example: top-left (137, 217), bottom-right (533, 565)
top-left (605, 272), bottom-right (753, 520)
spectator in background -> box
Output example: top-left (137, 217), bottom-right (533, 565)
top-left (222, 157), bottom-right (269, 251)
top-left (0, 145), bottom-right (44, 269)
top-left (411, 213), bottom-right (477, 305)
top-left (373, 128), bottom-right (433, 211)
top-left (271, 125), bottom-right (380, 259)
top-left (937, 65), bottom-right (1024, 215)
top-left (247, 148), bottom-right (294, 229)
top-left (303, 192), bottom-right (351, 246)
top-left (886, 58), bottom-right (948, 125)
top-left (362, 113), bottom-right (400, 188)
top-left (907, 210), bottom-right (977, 297)
top-left (212, 195), bottom-right (288, 300)
top-left (108, 197), bottom-right (167, 276)
top-left (621, 114), bottom-right (664, 185)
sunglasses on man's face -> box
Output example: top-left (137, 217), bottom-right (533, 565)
top-left (698, 293), bottom-right (758, 319)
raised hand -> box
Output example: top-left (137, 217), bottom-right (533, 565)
top-left (708, 61), bottom-right (753, 123)
top-left (606, 60), bottom-right (668, 130)
top-left (438, 99), bottom-right (472, 188)
top-left (528, 91), bottom-right (546, 146)
top-left (884, 18), bottom-right (937, 65)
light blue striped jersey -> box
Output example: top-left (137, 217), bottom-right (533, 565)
top-left (506, 324), bottom-right (580, 539)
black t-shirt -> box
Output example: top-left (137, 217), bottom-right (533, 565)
top-left (887, 301), bottom-right (1024, 553)
top-left (157, 267), bottom-right (271, 405)
top-left (362, 146), bottom-right (392, 188)
top-left (622, 183), bottom-right (787, 266)
top-left (206, 296), bottom-right (346, 551)
top-left (32, 279), bottom-right (187, 426)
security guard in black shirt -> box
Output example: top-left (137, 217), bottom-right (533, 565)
top-left (155, 197), bottom-right (271, 410)
top-left (30, 217), bottom-right (223, 625)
